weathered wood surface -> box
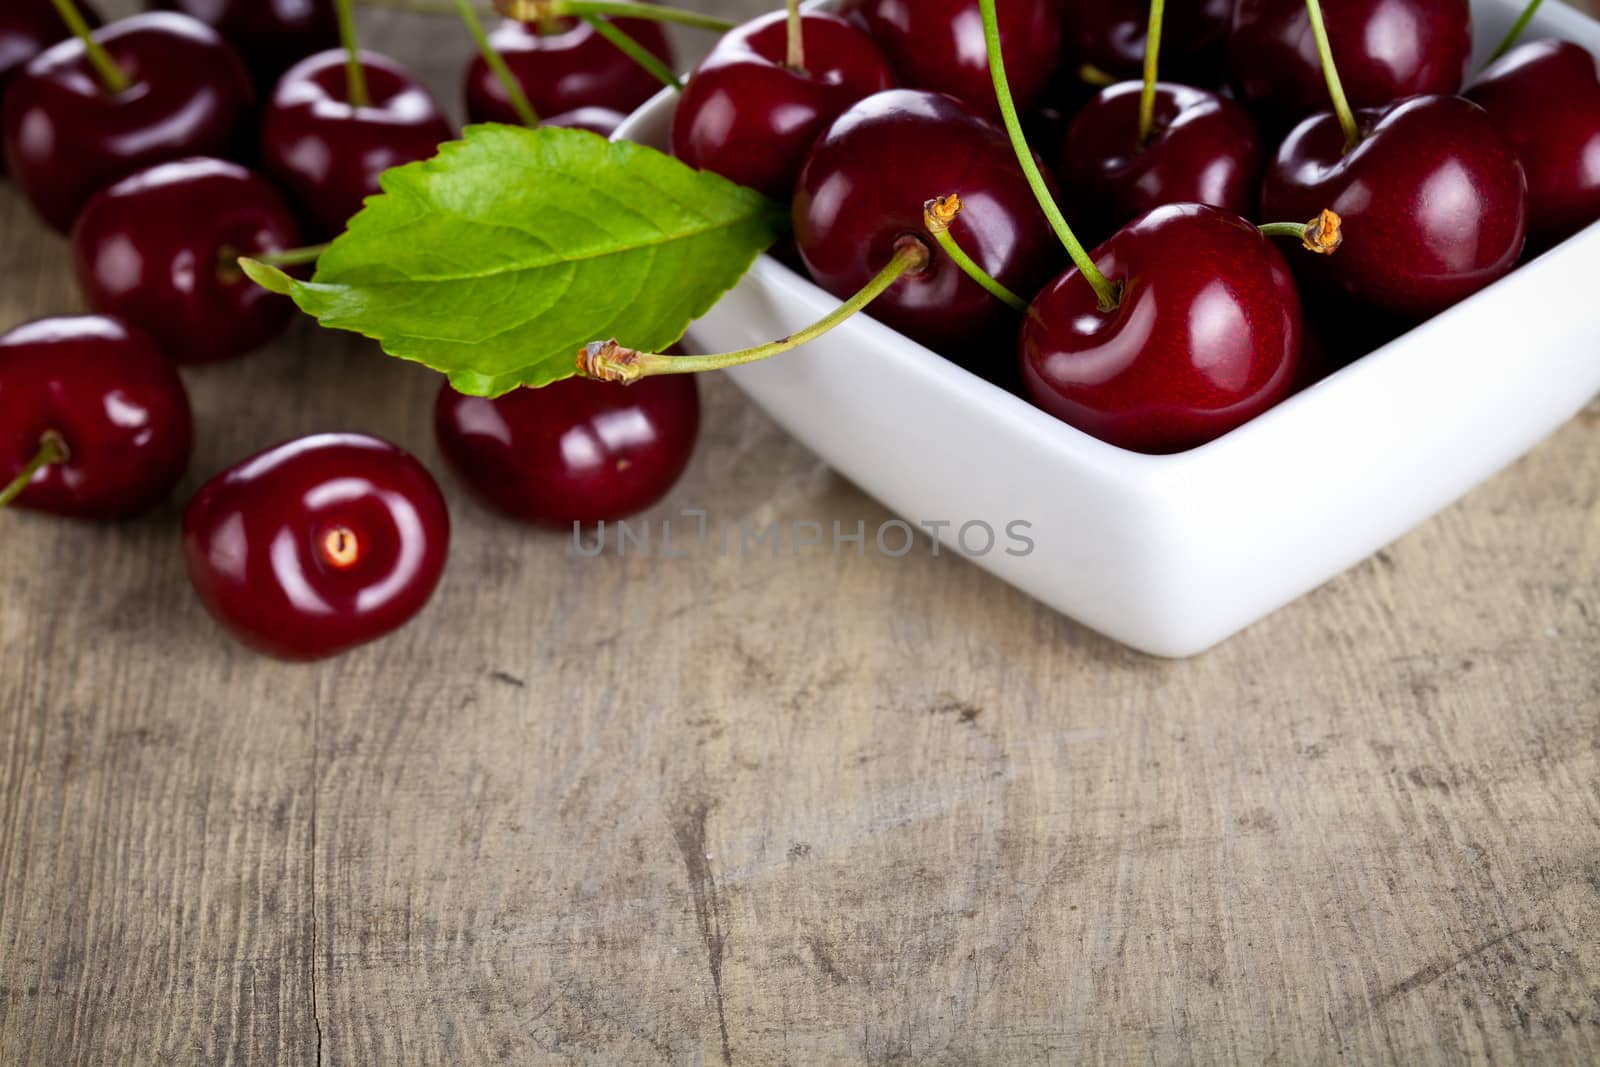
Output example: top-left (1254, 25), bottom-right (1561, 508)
top-left (3, 3), bottom-right (1599, 1064)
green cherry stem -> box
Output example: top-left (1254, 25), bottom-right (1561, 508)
top-left (49, 0), bottom-right (129, 95)
top-left (1487, 0), bottom-right (1545, 63)
top-left (495, 0), bottom-right (734, 32)
top-left (1078, 63), bottom-right (1116, 88)
top-left (0, 432), bottom-right (69, 510)
top-left (924, 195), bottom-right (1026, 313)
top-left (978, 0), bottom-right (1118, 310)
top-left (335, 0), bottom-right (371, 108)
top-left (1138, 0), bottom-right (1165, 146)
top-left (584, 15), bottom-right (681, 91)
top-left (456, 0), bottom-right (540, 125)
top-left (786, 0), bottom-right (805, 72)
top-left (1258, 208), bottom-right (1344, 255)
top-left (578, 238), bottom-right (931, 383)
top-left (1303, 0), bottom-right (1359, 151)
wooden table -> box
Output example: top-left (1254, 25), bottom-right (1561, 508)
top-left (3, 3), bottom-right (1598, 1063)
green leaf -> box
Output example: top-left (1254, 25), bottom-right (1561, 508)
top-left (262, 123), bottom-right (787, 396)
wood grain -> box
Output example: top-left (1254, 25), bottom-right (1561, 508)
top-left (2, 3), bottom-right (1598, 1064)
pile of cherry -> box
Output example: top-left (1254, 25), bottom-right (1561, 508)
top-left (0, 0), bottom-right (1597, 662)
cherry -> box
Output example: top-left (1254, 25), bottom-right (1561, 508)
top-left (71, 157), bottom-right (302, 365)
top-left (146, 0), bottom-right (338, 86)
top-left (435, 373), bottom-right (699, 526)
top-left (183, 433), bottom-right (450, 661)
top-left (1229, 0), bottom-right (1471, 130)
top-left (464, 13), bottom-right (675, 127)
top-left (0, 315), bottom-right (192, 518)
top-left (1261, 94), bottom-right (1528, 319)
top-left (261, 49), bottom-right (453, 238)
top-left (842, 0), bottom-right (1060, 119)
top-left (1060, 81), bottom-right (1264, 245)
top-left (1020, 203), bottom-right (1303, 454)
top-left (671, 9), bottom-right (894, 199)
top-left (793, 89), bottom-right (1061, 359)
top-left (0, 0), bottom-right (99, 105)
top-left (1467, 40), bottom-right (1600, 251)
top-left (1057, 0), bottom-right (1230, 88)
top-left (3, 12), bottom-right (254, 232)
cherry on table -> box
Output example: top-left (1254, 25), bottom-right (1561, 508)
top-left (1020, 203), bottom-right (1303, 454)
top-left (71, 156), bottom-right (303, 365)
top-left (672, 9), bottom-right (894, 199)
top-left (146, 0), bottom-right (338, 86)
top-left (0, 315), bottom-right (192, 519)
top-left (183, 433), bottom-right (451, 661)
top-left (435, 373), bottom-right (700, 526)
top-left (1467, 40), bottom-right (1600, 251)
top-left (3, 11), bottom-right (254, 232)
top-left (261, 48), bottom-right (453, 238)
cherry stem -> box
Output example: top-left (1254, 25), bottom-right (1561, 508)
top-left (49, 0), bottom-right (129, 95)
top-left (456, 0), bottom-right (540, 125)
top-left (978, 0), bottom-right (1118, 311)
top-left (923, 195), bottom-right (1026, 313)
top-left (1259, 209), bottom-right (1344, 255)
top-left (1487, 0), bottom-right (1544, 63)
top-left (335, 0), bottom-right (371, 107)
top-left (785, 0), bottom-right (805, 72)
top-left (494, 0), bottom-right (734, 32)
top-left (578, 238), bottom-right (931, 383)
top-left (0, 432), bottom-right (69, 510)
top-left (1138, 0), bottom-right (1164, 147)
top-left (1303, 0), bottom-right (1359, 151)
top-left (1078, 63), bottom-right (1116, 88)
top-left (583, 15), bottom-right (681, 91)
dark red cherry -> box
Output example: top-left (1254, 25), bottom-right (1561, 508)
top-left (1060, 80), bottom-right (1264, 245)
top-left (1467, 40), bottom-right (1600, 251)
top-left (261, 49), bottom-right (453, 238)
top-left (1020, 204), bottom-right (1302, 454)
top-left (1056, 0), bottom-right (1231, 88)
top-left (183, 433), bottom-right (450, 661)
top-left (146, 0), bottom-right (337, 86)
top-left (0, 315), bottom-right (192, 518)
top-left (3, 12), bottom-right (254, 232)
top-left (1229, 0), bottom-right (1471, 130)
top-left (0, 0), bottom-right (99, 104)
top-left (541, 106), bottom-right (628, 136)
top-left (1261, 94), bottom-right (1527, 319)
top-left (464, 13), bottom-right (674, 126)
top-left (842, 0), bottom-right (1059, 119)
top-left (435, 373), bottom-right (700, 526)
top-left (793, 90), bottom-right (1061, 359)
top-left (71, 157), bottom-right (301, 364)
top-left (672, 10), bottom-right (894, 199)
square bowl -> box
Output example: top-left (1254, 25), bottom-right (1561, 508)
top-left (615, 0), bottom-right (1600, 657)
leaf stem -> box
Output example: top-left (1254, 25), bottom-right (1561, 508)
top-left (456, 0), bottom-right (539, 125)
top-left (978, 0), bottom-right (1118, 310)
top-left (253, 244), bottom-right (331, 268)
top-left (923, 195), bottom-right (1026, 313)
top-left (583, 15), bottom-right (680, 91)
top-left (786, 0), bottom-right (805, 72)
top-left (495, 0), bottom-right (734, 32)
top-left (1138, 0), bottom-right (1164, 147)
top-left (1303, 0), bottom-right (1359, 151)
top-left (1259, 209), bottom-right (1344, 255)
top-left (1487, 0), bottom-right (1544, 63)
top-left (0, 432), bottom-right (69, 510)
top-left (335, 0), bottom-right (371, 107)
top-left (579, 238), bottom-right (931, 382)
top-left (49, 0), bottom-right (129, 95)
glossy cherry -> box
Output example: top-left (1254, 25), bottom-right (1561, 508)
top-left (793, 90), bottom-right (1061, 358)
top-left (435, 374), bottom-right (700, 526)
top-left (1056, 0), bottom-right (1231, 88)
top-left (262, 49), bottom-right (453, 238)
top-left (183, 433), bottom-right (450, 661)
top-left (71, 157), bottom-right (302, 364)
top-left (1020, 204), bottom-right (1302, 454)
top-left (1261, 94), bottom-right (1528, 319)
top-left (0, 315), bottom-right (192, 518)
top-left (3, 12), bottom-right (254, 232)
top-left (672, 10), bottom-right (894, 199)
top-left (842, 0), bottom-right (1059, 119)
top-left (0, 0), bottom-right (99, 104)
top-left (147, 0), bottom-right (338, 85)
top-left (464, 13), bottom-right (674, 127)
top-left (1467, 40), bottom-right (1600, 250)
top-left (1060, 81), bottom-right (1264, 245)
top-left (1229, 0), bottom-right (1471, 130)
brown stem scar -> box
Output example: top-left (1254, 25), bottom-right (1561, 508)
top-left (577, 338), bottom-right (645, 383)
top-left (923, 194), bottom-right (962, 235)
top-left (1304, 209), bottom-right (1343, 255)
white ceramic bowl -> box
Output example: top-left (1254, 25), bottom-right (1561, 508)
top-left (616, 0), bottom-right (1600, 657)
